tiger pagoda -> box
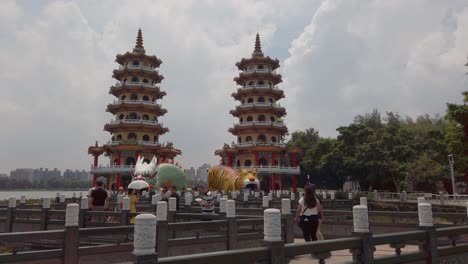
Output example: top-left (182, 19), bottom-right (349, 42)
top-left (215, 34), bottom-right (301, 192)
top-left (88, 29), bottom-right (181, 190)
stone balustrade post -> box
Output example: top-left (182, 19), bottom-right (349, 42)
top-left (72, 192), bottom-right (77, 203)
top-left (133, 214), bottom-right (158, 263)
top-left (417, 197), bottom-right (426, 204)
top-left (400, 191), bottom-right (407, 202)
top-left (156, 201), bottom-right (168, 258)
top-left (20, 195), bottom-right (26, 209)
top-left (360, 197), bottom-right (368, 207)
top-left (290, 192), bottom-right (295, 201)
top-left (120, 197), bottom-right (130, 225)
top-left (418, 203), bottom-right (438, 263)
top-left (243, 192), bottom-right (249, 202)
top-left (439, 191), bottom-right (445, 205)
top-left (64, 203), bottom-right (79, 264)
top-left (373, 190), bottom-right (378, 200)
top-left (348, 193), bottom-right (353, 200)
top-left (55, 193), bottom-right (60, 203)
top-left (226, 200), bottom-right (237, 250)
top-left (60, 194), bottom-right (66, 203)
top-left (262, 196), bottom-right (269, 208)
top-left (184, 193), bottom-right (192, 213)
top-left (219, 197), bottom-right (227, 217)
top-left (255, 191), bottom-right (259, 198)
top-left (231, 191), bottom-right (237, 200)
top-left (331, 192), bottom-right (335, 200)
top-left (40, 198), bottom-right (50, 231)
top-left (351, 205), bottom-right (374, 263)
top-left (276, 191), bottom-right (281, 199)
top-left (168, 197), bottom-right (176, 222)
top-left (79, 197), bottom-right (88, 228)
top-left (268, 192), bottom-right (273, 201)
top-left (151, 194), bottom-right (159, 213)
top-left (6, 197), bottom-right (16, 232)
top-left (217, 193), bottom-right (222, 202)
top-left (281, 199), bottom-right (294, 244)
top-left (262, 208), bottom-right (284, 264)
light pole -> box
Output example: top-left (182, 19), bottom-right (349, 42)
top-left (448, 154), bottom-right (456, 199)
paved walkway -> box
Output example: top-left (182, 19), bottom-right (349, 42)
top-left (290, 239), bottom-right (419, 263)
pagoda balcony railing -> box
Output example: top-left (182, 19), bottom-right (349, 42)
top-left (244, 68), bottom-right (277, 74)
top-left (241, 84), bottom-right (280, 90)
top-left (231, 165), bottom-right (300, 174)
top-left (118, 64), bottom-right (154, 71)
top-left (109, 119), bottom-right (163, 126)
top-left (107, 140), bottom-right (161, 147)
top-left (237, 102), bottom-right (281, 108)
top-left (90, 164), bottom-right (134, 174)
top-left (231, 142), bottom-right (287, 148)
top-left (235, 121), bottom-right (285, 127)
top-left (111, 99), bottom-right (161, 107)
top-left (114, 82), bottom-right (159, 88)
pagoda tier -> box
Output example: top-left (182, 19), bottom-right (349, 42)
top-left (228, 121), bottom-right (288, 135)
top-left (103, 119), bottom-right (169, 134)
top-left (112, 67), bottom-right (164, 83)
top-left (234, 71), bottom-right (282, 86)
top-left (109, 83), bottom-right (166, 99)
top-left (106, 100), bottom-right (167, 116)
top-left (229, 102), bottom-right (286, 117)
top-left (231, 86), bottom-right (285, 101)
top-left (236, 56), bottom-right (280, 71)
top-left (115, 53), bottom-right (162, 67)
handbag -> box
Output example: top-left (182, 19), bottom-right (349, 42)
top-left (297, 207), bottom-right (308, 229)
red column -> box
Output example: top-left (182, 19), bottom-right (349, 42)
top-left (271, 152), bottom-right (275, 166)
top-left (227, 153), bottom-right (233, 167)
top-left (293, 175), bottom-right (297, 193)
top-left (116, 151), bottom-right (122, 191)
top-left (280, 175), bottom-right (284, 190)
top-left (254, 152), bottom-right (259, 166)
top-left (117, 151), bottom-right (122, 165)
top-left (116, 174), bottom-right (121, 190)
top-left (271, 174), bottom-right (276, 191)
top-left (221, 156), bottom-right (225, 165)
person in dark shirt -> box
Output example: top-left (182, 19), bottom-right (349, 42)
top-left (90, 181), bottom-right (109, 222)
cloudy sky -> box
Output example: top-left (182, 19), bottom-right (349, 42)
top-left (1, 0), bottom-right (467, 174)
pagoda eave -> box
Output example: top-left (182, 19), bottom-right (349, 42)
top-left (104, 124), bottom-right (169, 134)
top-left (115, 52), bottom-right (162, 67)
top-left (88, 146), bottom-right (105, 155)
top-left (112, 70), bottom-right (164, 83)
top-left (235, 57), bottom-right (280, 71)
top-left (231, 89), bottom-right (285, 101)
top-left (234, 73), bottom-right (282, 85)
top-left (106, 104), bottom-right (167, 116)
top-left (228, 126), bottom-right (288, 135)
top-left (229, 107), bottom-right (286, 117)
top-left (109, 85), bottom-right (166, 99)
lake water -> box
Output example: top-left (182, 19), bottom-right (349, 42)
top-left (0, 190), bottom-right (89, 200)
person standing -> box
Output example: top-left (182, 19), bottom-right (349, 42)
top-left (295, 184), bottom-right (320, 241)
top-left (90, 181), bottom-right (109, 222)
top-left (128, 188), bottom-right (140, 224)
top-left (196, 185), bottom-right (214, 216)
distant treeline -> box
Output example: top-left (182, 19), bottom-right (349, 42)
top-left (288, 92), bottom-right (468, 193)
top-left (0, 177), bottom-right (90, 190)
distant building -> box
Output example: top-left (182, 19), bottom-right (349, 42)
top-left (185, 167), bottom-right (196, 181)
top-left (64, 169), bottom-right (89, 181)
top-left (10, 168), bottom-right (34, 182)
top-left (0, 173), bottom-right (8, 179)
top-left (33, 168), bottom-right (61, 182)
top-left (196, 164), bottom-right (211, 182)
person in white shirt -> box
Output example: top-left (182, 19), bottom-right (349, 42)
top-left (295, 184), bottom-right (320, 241)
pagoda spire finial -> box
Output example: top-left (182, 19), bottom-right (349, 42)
top-left (252, 32), bottom-right (263, 57)
top-left (133, 28), bottom-right (145, 53)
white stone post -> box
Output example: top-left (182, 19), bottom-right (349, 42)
top-left (60, 194), bottom-right (66, 203)
top-left (262, 196), bottom-right (269, 208)
top-left (353, 205), bottom-right (369, 233)
top-left (360, 197), bottom-right (368, 206)
top-left (255, 192), bottom-right (259, 198)
top-left (156, 201), bottom-right (168, 221)
top-left (276, 192), bottom-right (281, 198)
top-left (348, 193), bottom-right (353, 200)
top-left (72, 192), bottom-right (76, 199)
top-left (243, 192), bottom-right (249, 202)
top-left (80, 197), bottom-right (88, 209)
top-left (20, 195), bottom-right (26, 205)
top-left (151, 194), bottom-right (159, 205)
top-left (176, 191), bottom-right (181, 196)
top-left (43, 198), bottom-right (51, 209)
top-left (217, 193), bottom-right (222, 202)
top-left (226, 200), bottom-right (235, 218)
top-left (290, 192), bottom-right (295, 201)
top-left (417, 197), bottom-right (425, 204)
top-left (220, 197), bottom-right (227, 213)
top-left (8, 197), bottom-right (16, 208)
top-left (268, 192), bottom-right (273, 201)
top-left (373, 190), bottom-right (378, 200)
top-left (418, 203), bottom-right (433, 227)
top-left (184, 193), bottom-right (192, 206)
top-left (322, 191), bottom-right (327, 200)
top-left (168, 197), bottom-right (177, 212)
top-left (65, 203), bottom-right (79, 226)
top-left (194, 191), bottom-right (199, 197)
top-left (122, 197), bottom-right (130, 210)
top-left (264, 208), bottom-right (281, 241)
top-left (281, 199), bottom-right (291, 214)
top-left (400, 191), bottom-right (407, 202)
top-left (331, 192), bottom-right (335, 200)
top-left (133, 214), bottom-right (157, 256)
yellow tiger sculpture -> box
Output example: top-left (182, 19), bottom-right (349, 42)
top-left (208, 165), bottom-right (260, 192)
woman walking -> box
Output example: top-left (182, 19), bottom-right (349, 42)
top-left (127, 188), bottom-right (139, 224)
top-left (295, 184), bottom-right (320, 241)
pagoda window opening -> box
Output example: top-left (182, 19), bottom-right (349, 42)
top-left (257, 134), bottom-right (266, 143)
top-left (258, 158), bottom-right (268, 166)
top-left (239, 117), bottom-right (243, 122)
top-left (258, 80), bottom-right (265, 85)
top-left (246, 136), bottom-right (253, 143)
top-left (258, 65), bottom-right (264, 70)
top-left (268, 82), bottom-right (272, 87)
top-left (238, 136), bottom-right (242, 143)
top-left (116, 135), bottom-right (122, 141)
top-left (130, 94), bottom-right (138, 100)
top-left (132, 61), bottom-right (139, 66)
top-left (269, 98), bottom-right (273, 103)
top-left (271, 136), bottom-right (277, 143)
top-left (241, 99), bottom-right (245, 104)
top-left (123, 78), bottom-right (127, 83)
top-left (142, 135), bottom-right (150, 141)
top-left (258, 115), bottom-right (266, 122)
top-left (248, 81), bottom-right (254, 86)
top-left (244, 160), bottom-right (252, 167)
top-left (121, 95), bottom-right (127, 101)
top-left (270, 116), bottom-right (275, 122)
top-left (142, 95), bottom-right (149, 101)
top-left (131, 77), bottom-right (138, 82)
top-left (129, 112), bottom-right (137, 119)
top-left (153, 136), bottom-right (159, 142)
top-left (125, 157), bottom-right (136, 165)
top-left (258, 97), bottom-right (265, 102)
top-left (127, 133), bottom-right (137, 140)
top-left (247, 98), bottom-right (254, 103)
top-left (142, 79), bottom-right (149, 83)
top-left (142, 114), bottom-right (149, 120)
top-left (247, 116), bottom-right (253, 122)
top-left (237, 160), bottom-right (241, 167)
top-left (119, 114), bottom-right (124, 120)
top-left (273, 159), bottom-right (278, 166)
